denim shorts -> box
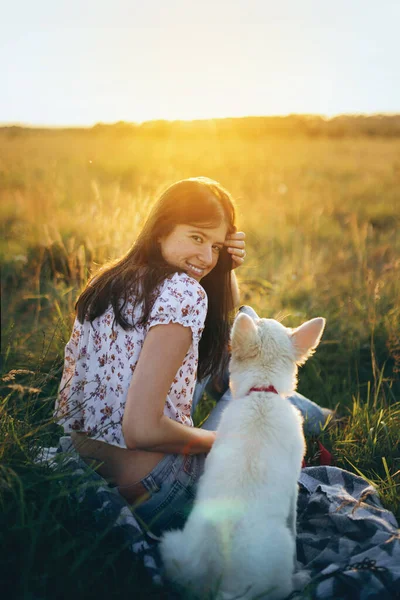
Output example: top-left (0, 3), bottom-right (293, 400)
top-left (131, 451), bottom-right (207, 537)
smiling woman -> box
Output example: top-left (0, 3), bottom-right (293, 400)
top-left (72, 176), bottom-right (240, 377)
top-left (54, 176), bottom-right (246, 532)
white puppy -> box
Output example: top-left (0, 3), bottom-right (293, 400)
top-left (160, 313), bottom-right (326, 599)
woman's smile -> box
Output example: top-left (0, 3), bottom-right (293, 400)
top-left (185, 262), bottom-right (205, 278)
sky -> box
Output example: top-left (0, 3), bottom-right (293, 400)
top-left (2, 0), bottom-right (400, 126)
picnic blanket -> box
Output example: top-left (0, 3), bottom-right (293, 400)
top-left (39, 437), bottom-right (400, 599)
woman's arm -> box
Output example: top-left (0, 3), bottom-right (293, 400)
top-left (122, 322), bottom-right (216, 453)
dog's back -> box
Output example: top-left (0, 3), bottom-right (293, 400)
top-left (161, 393), bottom-right (303, 599)
top-left (160, 314), bottom-right (325, 599)
top-left (200, 391), bottom-right (304, 504)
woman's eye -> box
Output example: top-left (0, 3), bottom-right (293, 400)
top-left (213, 246), bottom-right (222, 253)
top-left (192, 236), bottom-right (203, 243)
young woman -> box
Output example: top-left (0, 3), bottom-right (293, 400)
top-left (55, 176), bottom-right (331, 535)
top-left (55, 177), bottom-right (246, 533)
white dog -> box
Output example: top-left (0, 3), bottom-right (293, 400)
top-left (160, 312), bottom-right (326, 599)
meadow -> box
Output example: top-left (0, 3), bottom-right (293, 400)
top-left (1, 123), bottom-right (399, 598)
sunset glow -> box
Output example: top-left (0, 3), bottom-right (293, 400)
top-left (2, 0), bottom-right (400, 126)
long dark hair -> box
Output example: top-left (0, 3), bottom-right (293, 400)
top-left (76, 177), bottom-right (236, 379)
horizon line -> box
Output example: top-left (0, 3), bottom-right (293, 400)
top-left (2, 111), bottom-right (400, 129)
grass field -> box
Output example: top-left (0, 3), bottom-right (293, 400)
top-left (1, 124), bottom-right (399, 598)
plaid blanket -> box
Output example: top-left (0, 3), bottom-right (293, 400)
top-left (41, 438), bottom-right (400, 599)
top-left (295, 467), bottom-right (400, 599)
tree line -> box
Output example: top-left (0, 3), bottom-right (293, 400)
top-left (2, 114), bottom-right (400, 138)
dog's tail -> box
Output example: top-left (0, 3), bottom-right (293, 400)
top-left (160, 526), bottom-right (216, 593)
top-left (160, 528), bottom-right (200, 587)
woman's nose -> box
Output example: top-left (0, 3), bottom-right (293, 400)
top-left (199, 245), bottom-right (213, 266)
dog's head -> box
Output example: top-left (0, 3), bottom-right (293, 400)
top-left (229, 311), bottom-right (325, 398)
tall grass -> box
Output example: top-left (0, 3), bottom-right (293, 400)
top-left (1, 127), bottom-right (399, 598)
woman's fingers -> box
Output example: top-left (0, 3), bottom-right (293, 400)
top-left (225, 231), bottom-right (245, 249)
top-left (224, 231), bottom-right (246, 267)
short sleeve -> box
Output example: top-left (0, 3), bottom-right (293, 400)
top-left (55, 318), bottom-right (84, 419)
top-left (147, 274), bottom-right (208, 344)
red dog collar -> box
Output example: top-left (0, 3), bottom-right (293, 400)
top-left (247, 385), bottom-right (278, 395)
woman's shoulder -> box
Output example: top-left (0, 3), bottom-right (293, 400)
top-left (159, 272), bottom-right (207, 302)
top-left (149, 272), bottom-right (207, 336)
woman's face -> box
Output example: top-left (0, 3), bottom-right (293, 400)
top-left (158, 222), bottom-right (229, 281)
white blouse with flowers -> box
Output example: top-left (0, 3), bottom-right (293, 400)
top-left (54, 273), bottom-right (208, 448)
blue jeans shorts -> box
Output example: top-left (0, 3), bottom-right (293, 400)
top-left (131, 451), bottom-right (207, 537)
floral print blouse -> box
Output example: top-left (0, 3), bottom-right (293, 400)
top-left (54, 273), bottom-right (208, 448)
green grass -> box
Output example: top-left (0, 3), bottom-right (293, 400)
top-left (1, 125), bottom-right (399, 598)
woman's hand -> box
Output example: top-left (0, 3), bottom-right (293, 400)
top-left (225, 230), bottom-right (246, 269)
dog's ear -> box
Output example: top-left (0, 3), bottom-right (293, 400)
top-left (231, 313), bottom-right (260, 360)
top-left (290, 317), bottom-right (326, 365)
